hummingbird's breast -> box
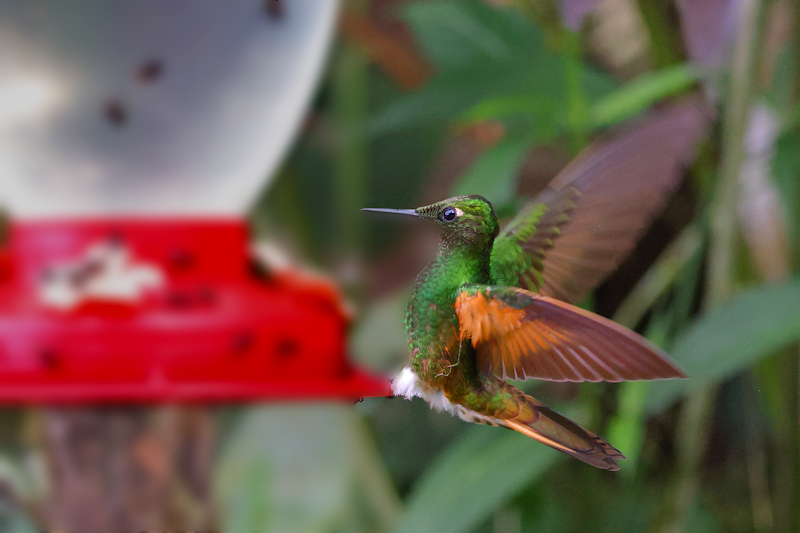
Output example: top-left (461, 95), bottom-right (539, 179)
top-left (404, 246), bottom-right (491, 383)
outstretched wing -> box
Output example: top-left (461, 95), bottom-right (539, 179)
top-left (489, 98), bottom-right (709, 303)
top-left (488, 186), bottom-right (580, 291)
top-left (455, 285), bottom-right (685, 382)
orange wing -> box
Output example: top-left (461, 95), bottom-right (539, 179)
top-left (455, 286), bottom-right (686, 382)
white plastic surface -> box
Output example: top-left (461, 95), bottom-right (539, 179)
top-left (0, 0), bottom-right (337, 218)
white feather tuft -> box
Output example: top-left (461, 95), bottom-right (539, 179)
top-left (391, 367), bottom-right (458, 416)
top-left (427, 391), bottom-right (457, 415)
top-left (392, 367), bottom-right (420, 400)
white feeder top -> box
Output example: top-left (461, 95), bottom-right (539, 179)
top-left (0, 0), bottom-right (337, 219)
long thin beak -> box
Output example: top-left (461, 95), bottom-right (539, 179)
top-left (360, 208), bottom-right (419, 217)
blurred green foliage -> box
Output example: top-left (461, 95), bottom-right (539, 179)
top-left (1, 1), bottom-right (798, 531)
top-left (235, 1), bottom-right (800, 532)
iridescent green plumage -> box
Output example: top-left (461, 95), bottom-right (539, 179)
top-left (489, 186), bottom-right (578, 290)
top-left (366, 190), bottom-right (685, 470)
top-left (364, 100), bottom-right (707, 470)
top-left (404, 196), bottom-right (496, 381)
top-left (389, 194), bottom-right (644, 470)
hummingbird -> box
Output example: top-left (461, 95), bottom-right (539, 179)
top-left (363, 171), bottom-right (688, 471)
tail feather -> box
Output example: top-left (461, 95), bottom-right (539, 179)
top-left (504, 397), bottom-right (624, 471)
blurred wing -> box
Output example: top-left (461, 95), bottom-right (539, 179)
top-left (489, 185), bottom-right (580, 290)
top-left (455, 285), bottom-right (686, 382)
top-left (490, 98), bottom-right (711, 303)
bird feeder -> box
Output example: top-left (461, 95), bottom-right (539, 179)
top-left (0, 0), bottom-right (390, 402)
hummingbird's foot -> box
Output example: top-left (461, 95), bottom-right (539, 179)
top-left (436, 342), bottom-right (462, 378)
top-left (436, 362), bottom-right (460, 378)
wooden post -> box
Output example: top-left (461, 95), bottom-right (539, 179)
top-left (40, 407), bottom-right (216, 531)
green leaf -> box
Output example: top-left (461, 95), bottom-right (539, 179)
top-left (590, 64), bottom-right (697, 128)
top-left (450, 139), bottom-right (530, 208)
top-left (605, 380), bottom-right (648, 468)
top-left (371, 0), bottom-right (615, 137)
top-left (459, 95), bottom-right (562, 123)
top-left (404, 0), bottom-right (534, 69)
top-left (215, 405), bottom-right (400, 533)
top-left (646, 278), bottom-right (800, 412)
top-left (396, 409), bottom-right (579, 533)
top-left (771, 128), bottom-right (800, 260)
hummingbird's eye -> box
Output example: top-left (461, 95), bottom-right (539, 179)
top-left (440, 207), bottom-right (458, 222)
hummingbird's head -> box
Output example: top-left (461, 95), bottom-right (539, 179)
top-left (363, 195), bottom-right (499, 248)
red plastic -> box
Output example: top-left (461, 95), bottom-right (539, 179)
top-left (0, 219), bottom-right (391, 402)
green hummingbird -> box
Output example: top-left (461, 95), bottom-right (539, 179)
top-left (363, 168), bottom-right (687, 470)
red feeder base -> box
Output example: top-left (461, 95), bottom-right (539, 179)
top-left (0, 219), bottom-right (391, 402)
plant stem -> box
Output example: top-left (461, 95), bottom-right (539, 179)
top-left (666, 0), bottom-right (768, 531)
top-left (333, 41), bottom-right (370, 254)
top-left (776, 5), bottom-right (800, 530)
top-left (775, 344), bottom-right (800, 533)
top-left (636, 0), bottom-right (684, 68)
top-left (613, 224), bottom-right (703, 329)
top-left (563, 29), bottom-right (588, 152)
top-left (708, 0), bottom-right (765, 306)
